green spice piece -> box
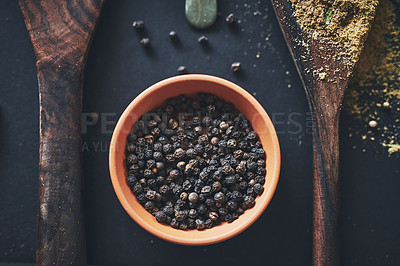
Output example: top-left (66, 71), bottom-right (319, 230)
top-left (185, 0), bottom-right (217, 29)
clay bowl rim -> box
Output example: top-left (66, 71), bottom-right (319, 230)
top-left (109, 74), bottom-right (281, 246)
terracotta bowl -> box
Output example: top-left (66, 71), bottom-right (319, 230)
top-left (109, 74), bottom-right (280, 245)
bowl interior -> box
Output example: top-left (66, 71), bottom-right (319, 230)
top-left (109, 75), bottom-right (280, 245)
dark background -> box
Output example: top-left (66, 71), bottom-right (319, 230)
top-left (1, 0), bottom-right (399, 265)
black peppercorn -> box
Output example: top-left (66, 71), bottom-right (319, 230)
top-left (166, 154), bottom-right (175, 163)
top-left (198, 193), bottom-right (206, 202)
top-left (214, 192), bottom-right (226, 204)
top-left (144, 169), bottom-right (153, 178)
top-left (242, 195), bottom-right (255, 209)
top-left (163, 205), bottom-right (174, 216)
top-left (222, 164), bottom-right (234, 175)
top-left (198, 35), bottom-right (208, 44)
top-left (144, 150), bottom-right (153, 159)
top-left (247, 161), bottom-right (257, 171)
top-left (257, 159), bottom-right (266, 167)
top-left (163, 143), bottom-right (172, 153)
top-left (225, 175), bottom-right (236, 185)
top-left (132, 183), bottom-right (143, 195)
top-left (155, 211), bottom-right (167, 222)
top-left (175, 210), bottom-right (187, 221)
top-left (255, 175), bottom-right (265, 185)
top-left (180, 192), bottom-right (188, 201)
top-left (230, 191), bottom-right (242, 202)
top-left (209, 212), bottom-right (219, 221)
top-left (225, 213), bottom-right (234, 223)
top-left (219, 207), bottom-right (228, 217)
top-left (172, 185), bottom-right (183, 195)
top-left (227, 139), bottom-right (237, 148)
top-left (257, 167), bottom-right (266, 175)
top-left (169, 169), bottom-right (179, 179)
top-left (146, 190), bottom-right (156, 200)
top-left (212, 181), bottom-right (222, 191)
top-left (188, 192), bottom-right (198, 203)
top-left (177, 161), bottom-right (186, 171)
top-left (182, 180), bottom-right (192, 191)
top-left (236, 207), bottom-right (244, 215)
top-left (170, 218), bottom-right (179, 228)
top-left (153, 142), bottom-right (162, 152)
top-left (144, 201), bottom-right (154, 211)
top-left (146, 159), bottom-right (156, 169)
top-left (196, 204), bottom-right (207, 215)
top-left (169, 31), bottom-right (178, 41)
top-left (159, 185), bottom-right (169, 195)
top-left (195, 219), bottom-right (205, 230)
top-left (174, 148), bottom-right (185, 159)
top-left (147, 178), bottom-right (156, 188)
top-left (205, 219), bottom-right (213, 229)
top-left (152, 152), bottom-right (162, 161)
top-left (207, 104), bottom-right (216, 114)
top-left (194, 126), bottom-right (203, 135)
top-left (231, 62), bottom-right (242, 72)
top-left (127, 154), bottom-right (138, 165)
top-left (201, 186), bottom-right (212, 194)
top-left (247, 131), bottom-right (257, 140)
top-left (140, 37), bottom-right (150, 47)
top-left (227, 200), bottom-right (238, 211)
top-left (132, 20), bottom-right (144, 29)
top-left (177, 66), bottom-right (187, 74)
top-left (156, 163), bottom-right (165, 171)
top-left (179, 223), bottom-right (188, 230)
top-left (186, 148), bottom-right (196, 158)
top-left (127, 175), bottom-right (137, 186)
top-left (126, 143), bottom-right (136, 153)
top-left (205, 198), bottom-right (215, 207)
top-left (213, 170), bottom-right (222, 180)
top-left (226, 13), bottom-right (235, 24)
top-left (189, 209), bottom-right (198, 218)
top-left (137, 193), bottom-right (146, 204)
top-left (253, 183), bottom-right (264, 195)
top-left (199, 171), bottom-right (209, 181)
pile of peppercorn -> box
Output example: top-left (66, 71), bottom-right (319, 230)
top-left (125, 93), bottom-right (266, 230)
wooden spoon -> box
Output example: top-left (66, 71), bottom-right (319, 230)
top-left (271, 1), bottom-right (377, 265)
top-left (19, 0), bottom-right (104, 264)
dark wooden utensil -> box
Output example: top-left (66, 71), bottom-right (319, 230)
top-left (19, 0), bottom-right (104, 264)
top-left (271, 1), bottom-right (376, 265)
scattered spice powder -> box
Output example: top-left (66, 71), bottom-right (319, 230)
top-left (343, 0), bottom-right (400, 155)
top-left (289, 0), bottom-right (379, 66)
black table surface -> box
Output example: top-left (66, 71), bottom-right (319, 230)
top-left (1, 0), bottom-right (399, 265)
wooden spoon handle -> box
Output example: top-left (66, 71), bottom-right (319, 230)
top-left (19, 0), bottom-right (104, 264)
top-left (312, 114), bottom-right (340, 266)
top-left (36, 66), bottom-right (85, 265)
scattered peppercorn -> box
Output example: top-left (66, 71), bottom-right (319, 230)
top-left (226, 13), bottom-right (235, 24)
top-left (198, 35), bottom-right (208, 44)
top-left (177, 66), bottom-right (187, 74)
top-left (231, 62), bottom-right (241, 72)
top-left (169, 31), bottom-right (178, 41)
top-left (125, 93), bottom-right (266, 230)
top-left (188, 192), bottom-right (199, 203)
top-left (140, 37), bottom-right (150, 47)
top-left (132, 20), bottom-right (144, 30)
